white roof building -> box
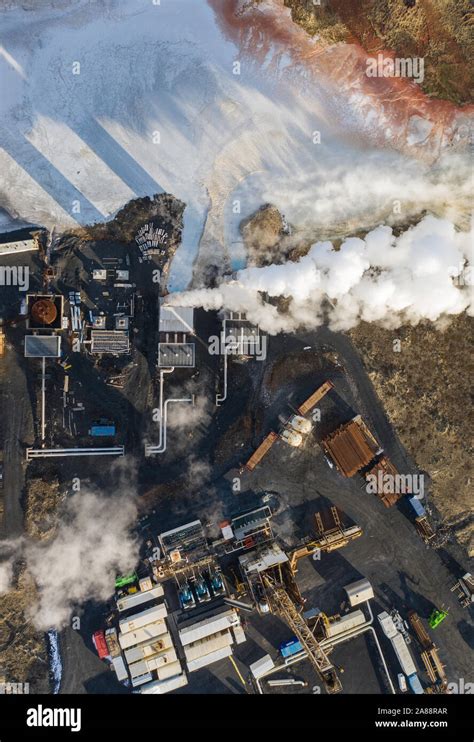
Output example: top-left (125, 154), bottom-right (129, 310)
top-left (178, 609), bottom-right (240, 646)
top-left (116, 585), bottom-right (164, 612)
top-left (159, 305), bottom-right (194, 334)
top-left (118, 619), bottom-right (168, 650)
top-left (344, 578), bottom-right (374, 607)
top-left (119, 604), bottom-right (167, 635)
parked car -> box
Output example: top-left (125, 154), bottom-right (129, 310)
top-left (398, 673), bottom-right (407, 692)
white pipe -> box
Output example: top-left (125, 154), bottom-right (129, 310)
top-left (145, 368), bottom-right (174, 456)
top-left (216, 318), bottom-right (228, 405)
top-left (319, 603), bottom-right (394, 694)
top-left (160, 396), bottom-right (194, 453)
top-left (255, 602), bottom-right (395, 695)
top-left (41, 356), bottom-right (46, 442)
top-left (146, 393), bottom-right (194, 455)
top-left (27, 447), bottom-right (124, 460)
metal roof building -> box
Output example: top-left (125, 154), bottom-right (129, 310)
top-left (119, 604), bottom-right (167, 635)
top-left (24, 335), bottom-right (61, 358)
top-left (178, 608), bottom-right (240, 646)
top-left (159, 305), bottom-right (194, 334)
top-left (139, 673), bottom-right (188, 694)
top-left (116, 585), bottom-right (164, 612)
top-left (118, 619), bottom-right (168, 650)
top-left (239, 543), bottom-right (288, 575)
top-left (158, 342), bottom-right (195, 367)
top-left (91, 330), bottom-right (130, 355)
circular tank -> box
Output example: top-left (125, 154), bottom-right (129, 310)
top-left (31, 298), bottom-right (57, 325)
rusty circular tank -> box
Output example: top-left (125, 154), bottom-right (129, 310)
top-left (31, 298), bottom-right (57, 325)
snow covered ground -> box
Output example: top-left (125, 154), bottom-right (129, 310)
top-left (0, 0), bottom-right (471, 289)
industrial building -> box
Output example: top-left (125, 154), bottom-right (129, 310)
top-left (178, 606), bottom-right (245, 673)
top-left (0, 228), bottom-right (40, 255)
top-left (90, 330), bottom-right (130, 355)
top-left (158, 304), bottom-right (195, 368)
top-left (222, 310), bottom-right (261, 356)
top-left (110, 580), bottom-right (188, 693)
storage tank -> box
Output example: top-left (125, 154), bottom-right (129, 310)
top-left (281, 429), bottom-right (303, 447)
top-left (31, 298), bottom-right (57, 325)
top-left (289, 415), bottom-right (312, 435)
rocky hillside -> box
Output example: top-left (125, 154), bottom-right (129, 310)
top-left (284, 0), bottom-right (473, 104)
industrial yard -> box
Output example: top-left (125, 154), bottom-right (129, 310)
top-left (0, 212), bottom-right (472, 704)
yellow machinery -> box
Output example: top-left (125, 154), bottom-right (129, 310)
top-left (261, 572), bottom-right (342, 693)
top-left (289, 506), bottom-right (362, 574)
top-left (408, 611), bottom-right (448, 690)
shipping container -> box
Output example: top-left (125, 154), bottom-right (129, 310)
top-left (407, 672), bottom-right (424, 695)
top-left (116, 585), bottom-right (164, 612)
top-left (408, 496), bottom-right (426, 518)
top-left (112, 656), bottom-right (128, 682)
top-left (279, 638), bottom-right (303, 658)
top-left (92, 630), bottom-right (109, 660)
top-left (105, 628), bottom-right (121, 658)
top-left (89, 425), bottom-right (116, 437)
top-left (377, 611), bottom-right (398, 639)
top-left (391, 633), bottom-right (417, 677)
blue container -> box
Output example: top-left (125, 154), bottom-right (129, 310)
top-left (408, 673), bottom-right (424, 695)
top-left (408, 495), bottom-right (426, 518)
top-left (280, 638), bottom-right (303, 658)
top-left (89, 425), bottom-right (116, 437)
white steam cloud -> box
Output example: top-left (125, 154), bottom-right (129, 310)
top-left (0, 558), bottom-right (14, 594)
top-left (170, 216), bottom-right (473, 333)
top-left (25, 489), bottom-right (139, 630)
top-left (0, 488), bottom-right (139, 630)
